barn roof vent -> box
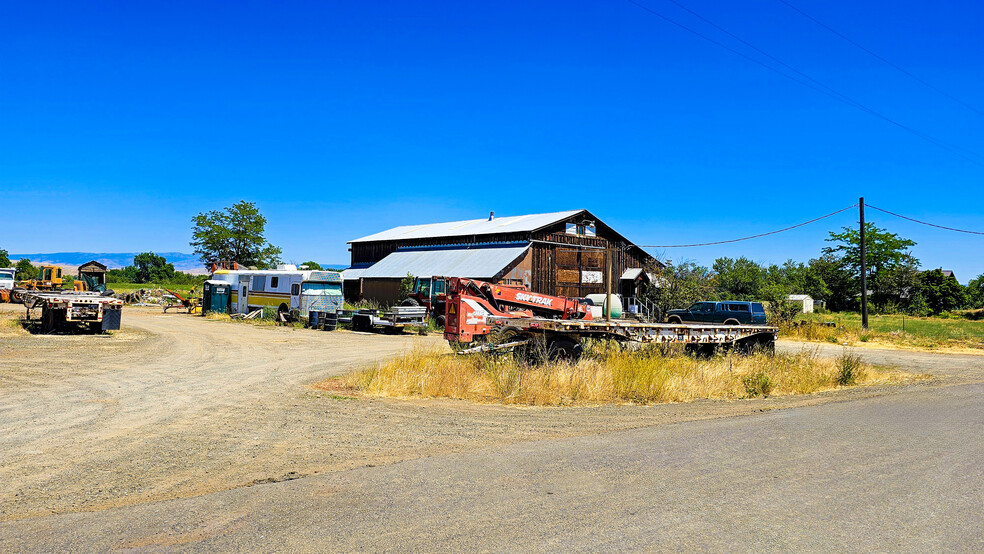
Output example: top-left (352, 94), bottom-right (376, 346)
top-left (488, 211), bottom-right (495, 221)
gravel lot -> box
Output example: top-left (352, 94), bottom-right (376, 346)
top-left (0, 305), bottom-right (975, 522)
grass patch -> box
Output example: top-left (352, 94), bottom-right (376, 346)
top-left (318, 345), bottom-right (921, 407)
top-left (787, 312), bottom-right (984, 351)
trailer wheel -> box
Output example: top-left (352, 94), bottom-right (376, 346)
top-left (547, 338), bottom-right (583, 363)
top-left (685, 343), bottom-right (716, 358)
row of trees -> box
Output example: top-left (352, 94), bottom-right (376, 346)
top-left (644, 224), bottom-right (981, 320)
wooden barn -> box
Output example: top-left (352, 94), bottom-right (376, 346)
top-left (345, 210), bottom-right (657, 304)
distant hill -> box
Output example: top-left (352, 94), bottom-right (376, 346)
top-left (10, 252), bottom-right (204, 272)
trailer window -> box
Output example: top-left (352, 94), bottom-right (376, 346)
top-left (291, 283), bottom-right (300, 295)
top-left (270, 276), bottom-right (279, 289)
top-left (251, 275), bottom-right (265, 291)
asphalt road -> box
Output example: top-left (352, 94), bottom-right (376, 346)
top-left (3, 345), bottom-right (983, 551)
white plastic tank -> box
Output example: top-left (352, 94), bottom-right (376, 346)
top-left (585, 293), bottom-right (623, 319)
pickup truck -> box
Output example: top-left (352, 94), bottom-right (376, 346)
top-left (665, 301), bottom-right (767, 325)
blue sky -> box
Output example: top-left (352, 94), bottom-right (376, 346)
top-left (2, 1), bottom-right (982, 280)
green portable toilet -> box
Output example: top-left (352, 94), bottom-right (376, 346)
top-left (202, 280), bottom-right (231, 314)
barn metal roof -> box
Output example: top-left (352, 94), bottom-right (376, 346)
top-left (358, 242), bottom-right (531, 279)
top-left (349, 210), bottom-right (585, 243)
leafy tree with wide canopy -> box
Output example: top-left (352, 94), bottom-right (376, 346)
top-left (823, 224), bottom-right (918, 311)
top-left (133, 252), bottom-right (175, 283)
top-left (191, 201), bottom-right (282, 269)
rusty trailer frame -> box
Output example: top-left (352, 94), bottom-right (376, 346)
top-left (459, 316), bottom-right (778, 356)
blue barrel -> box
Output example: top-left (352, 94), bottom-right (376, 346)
top-left (309, 311), bottom-right (320, 328)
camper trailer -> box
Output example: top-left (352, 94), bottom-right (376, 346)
top-left (210, 265), bottom-right (343, 317)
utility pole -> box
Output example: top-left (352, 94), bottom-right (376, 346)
top-left (605, 248), bottom-right (612, 322)
top-left (860, 197), bottom-right (868, 330)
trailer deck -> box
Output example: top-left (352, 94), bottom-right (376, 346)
top-left (21, 290), bottom-right (124, 333)
top-left (458, 315), bottom-right (778, 357)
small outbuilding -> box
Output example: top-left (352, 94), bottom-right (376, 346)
top-left (346, 209), bottom-right (658, 305)
top-left (788, 294), bottom-right (815, 314)
top-left (77, 260), bottom-right (108, 287)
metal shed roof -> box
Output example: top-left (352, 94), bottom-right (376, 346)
top-left (358, 243), bottom-right (531, 279)
top-left (349, 210), bottom-right (584, 243)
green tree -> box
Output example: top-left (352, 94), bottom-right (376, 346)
top-left (0, 249), bottom-right (10, 267)
top-left (783, 260), bottom-right (830, 303)
top-left (133, 252), bottom-right (175, 283)
top-left (966, 274), bottom-right (984, 309)
top-left (300, 261), bottom-right (323, 270)
top-left (643, 260), bottom-right (715, 321)
top-left (712, 257), bottom-right (765, 299)
top-left (809, 254), bottom-right (853, 311)
top-left (823, 224), bottom-right (918, 311)
top-left (107, 267), bottom-right (138, 283)
top-left (915, 269), bottom-right (966, 314)
top-left (190, 201), bottom-right (283, 269)
top-left (15, 258), bottom-right (38, 281)
top-left (400, 272), bottom-right (415, 299)
top-left (879, 253), bottom-right (920, 312)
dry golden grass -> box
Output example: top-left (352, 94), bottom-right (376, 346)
top-left (785, 313), bottom-right (984, 353)
top-left (319, 344), bottom-right (922, 407)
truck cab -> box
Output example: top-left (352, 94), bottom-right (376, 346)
top-left (0, 268), bottom-right (15, 290)
top-left (401, 276), bottom-right (448, 326)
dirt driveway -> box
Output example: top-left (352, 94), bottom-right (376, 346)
top-left (1, 306), bottom-right (981, 521)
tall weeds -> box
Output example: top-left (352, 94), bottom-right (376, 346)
top-left (329, 344), bottom-right (916, 406)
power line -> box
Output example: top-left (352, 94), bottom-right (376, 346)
top-left (623, 0), bottom-right (984, 168)
top-left (865, 204), bottom-right (984, 236)
top-left (777, 0), bottom-right (984, 119)
top-left (638, 204), bottom-right (858, 248)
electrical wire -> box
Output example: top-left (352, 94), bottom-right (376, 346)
top-left (776, 0), bottom-right (984, 119)
top-left (638, 204), bottom-right (858, 248)
top-left (623, 0), bottom-right (984, 168)
top-left (865, 204), bottom-right (984, 236)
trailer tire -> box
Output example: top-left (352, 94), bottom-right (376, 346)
top-left (685, 343), bottom-right (716, 358)
top-left (547, 338), bottom-right (583, 363)
top-left (352, 314), bottom-right (372, 333)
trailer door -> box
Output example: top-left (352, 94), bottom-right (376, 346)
top-left (238, 276), bottom-right (250, 314)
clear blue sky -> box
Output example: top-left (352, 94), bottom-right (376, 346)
top-left (2, 1), bottom-right (982, 280)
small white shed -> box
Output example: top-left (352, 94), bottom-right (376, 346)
top-left (788, 294), bottom-right (814, 313)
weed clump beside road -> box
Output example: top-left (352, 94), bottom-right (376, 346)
top-left (320, 345), bottom-right (918, 406)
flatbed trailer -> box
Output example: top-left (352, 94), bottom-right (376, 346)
top-left (20, 290), bottom-right (124, 334)
top-left (351, 306), bottom-right (428, 334)
top-left (455, 316), bottom-right (778, 359)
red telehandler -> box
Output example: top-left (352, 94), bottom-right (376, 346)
top-left (443, 277), bottom-right (777, 362)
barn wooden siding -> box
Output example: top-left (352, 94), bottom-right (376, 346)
top-left (529, 220), bottom-right (651, 297)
